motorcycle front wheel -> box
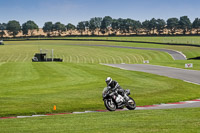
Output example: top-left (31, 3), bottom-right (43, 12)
top-left (126, 97), bottom-right (136, 110)
top-left (104, 99), bottom-right (117, 111)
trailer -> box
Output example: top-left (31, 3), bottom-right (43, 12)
top-left (32, 49), bottom-right (63, 62)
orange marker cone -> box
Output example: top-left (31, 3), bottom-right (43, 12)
top-left (53, 105), bottom-right (56, 110)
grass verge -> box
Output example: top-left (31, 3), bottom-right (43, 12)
top-left (20, 36), bottom-right (200, 45)
top-left (0, 108), bottom-right (200, 133)
top-left (0, 63), bottom-right (200, 117)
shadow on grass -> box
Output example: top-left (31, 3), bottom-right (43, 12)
top-left (188, 56), bottom-right (200, 60)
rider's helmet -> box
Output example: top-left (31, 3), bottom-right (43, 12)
top-left (105, 77), bottom-right (112, 86)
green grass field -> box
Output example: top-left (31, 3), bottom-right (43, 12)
top-left (1, 108), bottom-right (200, 133)
top-left (0, 41), bottom-right (173, 63)
top-left (0, 40), bottom-right (200, 117)
top-left (1, 62), bottom-right (200, 117)
top-left (28, 36), bottom-right (200, 45)
top-left (3, 40), bottom-right (200, 69)
top-left (0, 39), bottom-right (200, 133)
top-left (70, 36), bottom-right (200, 45)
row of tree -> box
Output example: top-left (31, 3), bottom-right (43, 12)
top-left (1, 16), bottom-right (200, 37)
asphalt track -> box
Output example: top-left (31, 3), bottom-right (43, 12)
top-left (136, 99), bottom-right (200, 110)
top-left (105, 64), bottom-right (200, 85)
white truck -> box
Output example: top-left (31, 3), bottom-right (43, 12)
top-left (0, 40), bottom-right (4, 45)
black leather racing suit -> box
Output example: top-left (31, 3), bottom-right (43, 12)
top-left (108, 80), bottom-right (125, 96)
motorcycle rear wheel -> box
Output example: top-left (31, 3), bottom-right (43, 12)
top-left (104, 99), bottom-right (117, 111)
top-left (126, 97), bottom-right (136, 110)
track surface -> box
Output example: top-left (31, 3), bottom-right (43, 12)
top-left (105, 64), bottom-right (200, 85)
top-left (136, 100), bottom-right (200, 110)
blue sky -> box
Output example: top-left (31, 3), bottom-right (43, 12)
top-left (0, 0), bottom-right (199, 27)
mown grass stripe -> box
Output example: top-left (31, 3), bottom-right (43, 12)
top-left (14, 54), bottom-right (21, 62)
top-left (76, 55), bottom-right (80, 63)
top-left (125, 55), bottom-right (131, 64)
top-left (117, 55), bottom-right (124, 63)
top-left (23, 53), bottom-right (29, 62)
top-left (98, 57), bottom-right (102, 64)
top-left (7, 54), bottom-right (14, 62)
top-left (69, 55), bottom-right (72, 63)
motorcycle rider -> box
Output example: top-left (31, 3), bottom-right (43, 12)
top-left (105, 77), bottom-right (125, 98)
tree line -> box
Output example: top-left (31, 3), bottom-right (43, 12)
top-left (0, 16), bottom-right (200, 38)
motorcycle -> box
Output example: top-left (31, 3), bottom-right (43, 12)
top-left (102, 87), bottom-right (136, 111)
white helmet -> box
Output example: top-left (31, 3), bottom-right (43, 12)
top-left (105, 77), bottom-right (112, 86)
